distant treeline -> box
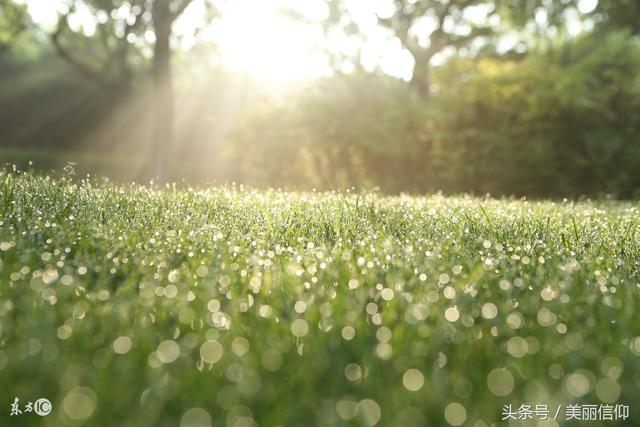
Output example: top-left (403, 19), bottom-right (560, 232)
top-left (2, 31), bottom-right (640, 198)
top-left (228, 31), bottom-right (640, 198)
top-left (1, 14), bottom-right (640, 197)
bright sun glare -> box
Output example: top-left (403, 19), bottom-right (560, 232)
top-left (23, 0), bottom-right (335, 82)
top-left (22, 0), bottom-right (596, 83)
top-left (212, 0), bottom-right (330, 81)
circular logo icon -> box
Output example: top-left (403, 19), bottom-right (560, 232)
top-left (34, 398), bottom-right (52, 416)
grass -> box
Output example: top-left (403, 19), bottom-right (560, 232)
top-left (0, 169), bottom-right (639, 427)
top-left (0, 148), bottom-right (139, 180)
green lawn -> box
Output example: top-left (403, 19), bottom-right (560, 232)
top-left (0, 170), bottom-right (639, 426)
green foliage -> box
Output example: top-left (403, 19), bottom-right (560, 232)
top-left (0, 0), bottom-right (29, 57)
top-left (433, 30), bottom-right (640, 197)
top-left (584, 0), bottom-right (640, 35)
top-left (50, 0), bottom-right (151, 91)
top-left (0, 58), bottom-right (138, 153)
top-left (0, 171), bottom-right (639, 426)
top-left (376, 0), bottom-right (500, 96)
top-left (227, 74), bottom-right (430, 191)
top-left (2, 1), bottom-right (640, 197)
top-left (495, 0), bottom-right (570, 28)
top-left (229, 31), bottom-right (640, 198)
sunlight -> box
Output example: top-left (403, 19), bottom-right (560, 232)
top-left (211, 0), bottom-right (331, 81)
top-left (18, 0), bottom-right (58, 28)
top-left (19, 0), bottom-right (436, 82)
top-left (22, 0), bottom-right (334, 81)
top-left (19, 0), bottom-right (595, 84)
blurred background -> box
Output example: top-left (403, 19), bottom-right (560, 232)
top-left (0, 0), bottom-right (639, 197)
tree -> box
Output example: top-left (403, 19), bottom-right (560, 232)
top-left (0, 0), bottom-right (29, 60)
top-left (376, 0), bottom-right (498, 98)
top-left (494, 0), bottom-right (571, 29)
top-left (50, 0), bottom-right (213, 179)
top-left (496, 0), bottom-right (640, 39)
top-left (586, 0), bottom-right (640, 35)
top-left (149, 0), bottom-right (194, 180)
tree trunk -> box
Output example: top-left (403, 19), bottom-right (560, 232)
top-left (0, 43), bottom-right (9, 61)
top-left (151, 0), bottom-right (174, 181)
top-left (410, 60), bottom-right (431, 99)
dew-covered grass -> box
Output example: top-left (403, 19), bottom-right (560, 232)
top-left (0, 170), bottom-right (639, 427)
